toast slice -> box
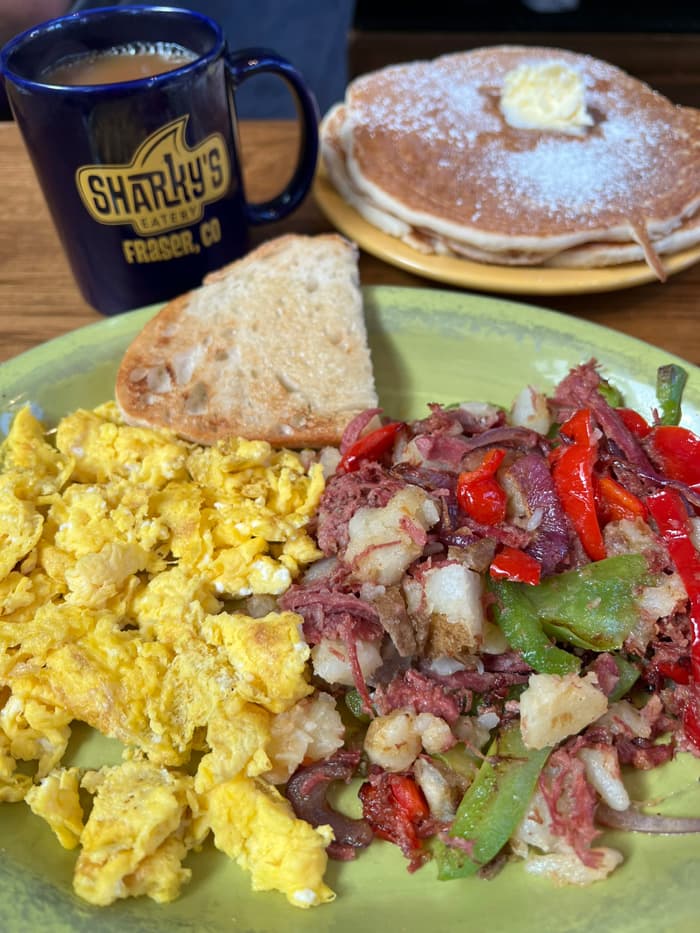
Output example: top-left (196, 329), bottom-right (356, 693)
top-left (115, 234), bottom-right (377, 447)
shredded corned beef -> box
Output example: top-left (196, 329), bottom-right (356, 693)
top-left (616, 737), bottom-right (675, 770)
top-left (642, 613), bottom-right (691, 691)
top-left (315, 462), bottom-right (406, 555)
top-left (410, 402), bottom-right (504, 437)
top-left (279, 584), bottom-right (384, 645)
top-left (482, 651), bottom-right (533, 674)
top-left (399, 513), bottom-right (431, 548)
top-left (413, 432), bottom-right (470, 469)
top-left (588, 653), bottom-right (622, 697)
top-left (551, 359), bottom-right (604, 422)
top-left (428, 664), bottom-right (530, 699)
top-left (280, 578), bottom-right (383, 711)
top-left (553, 359), bottom-right (656, 474)
top-left (539, 745), bottom-right (602, 867)
top-left (448, 516), bottom-right (532, 549)
top-left (373, 669), bottom-right (464, 724)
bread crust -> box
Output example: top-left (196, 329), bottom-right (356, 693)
top-left (115, 234), bottom-right (377, 447)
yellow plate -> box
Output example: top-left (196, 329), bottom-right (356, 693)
top-left (314, 167), bottom-right (700, 295)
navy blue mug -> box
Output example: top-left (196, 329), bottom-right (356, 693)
top-left (0, 5), bottom-right (319, 315)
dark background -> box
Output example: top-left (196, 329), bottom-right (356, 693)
top-left (1, 2), bottom-right (698, 119)
top-left (348, 1), bottom-right (700, 108)
top-left (353, 1), bottom-right (700, 32)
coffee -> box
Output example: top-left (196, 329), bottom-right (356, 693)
top-left (42, 42), bottom-right (196, 86)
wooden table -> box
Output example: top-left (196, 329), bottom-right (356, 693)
top-left (1, 116), bottom-right (699, 367)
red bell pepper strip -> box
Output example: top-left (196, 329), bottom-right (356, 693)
top-left (456, 448), bottom-right (507, 525)
top-left (597, 475), bottom-right (648, 524)
top-left (459, 448), bottom-right (506, 483)
top-left (358, 772), bottom-right (429, 868)
top-left (552, 443), bottom-right (606, 562)
top-left (560, 407), bottom-right (596, 445)
top-left (615, 407), bottom-right (651, 439)
top-left (389, 774), bottom-right (430, 822)
top-left (655, 660), bottom-right (691, 685)
top-left (458, 479), bottom-right (507, 525)
top-left (648, 425), bottom-right (700, 487)
top-left (550, 409), bottom-right (606, 561)
top-left (337, 421), bottom-right (405, 473)
top-left (646, 489), bottom-right (700, 749)
top-left (489, 546), bottom-right (542, 586)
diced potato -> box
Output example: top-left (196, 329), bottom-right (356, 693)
top-left (510, 386), bottom-right (551, 434)
top-left (421, 562), bottom-right (484, 656)
top-left (364, 710), bottom-right (421, 772)
top-left (413, 757), bottom-right (459, 821)
top-left (414, 712), bottom-right (454, 754)
top-left (310, 638), bottom-right (382, 687)
top-left (690, 516), bottom-right (700, 552)
top-left (264, 692), bottom-right (344, 785)
top-left (519, 672), bottom-right (608, 750)
top-left (344, 487), bottom-right (439, 585)
top-left (595, 699), bottom-right (652, 739)
top-left (638, 571), bottom-right (687, 619)
top-left (523, 847), bottom-right (624, 885)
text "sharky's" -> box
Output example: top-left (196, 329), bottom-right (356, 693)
top-left (76, 116), bottom-right (231, 235)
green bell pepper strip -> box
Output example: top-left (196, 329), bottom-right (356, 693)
top-left (655, 364), bottom-right (687, 426)
top-left (435, 723), bottom-right (550, 879)
top-left (597, 377), bottom-right (625, 408)
top-left (488, 577), bottom-right (580, 674)
top-left (590, 653), bottom-right (641, 702)
top-left (528, 554), bottom-right (655, 651)
top-left (344, 688), bottom-right (372, 723)
top-left (491, 555), bottom-right (654, 663)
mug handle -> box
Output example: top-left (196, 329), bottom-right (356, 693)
top-left (225, 48), bottom-right (320, 224)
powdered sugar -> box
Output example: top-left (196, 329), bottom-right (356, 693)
top-left (352, 63), bottom-right (502, 141)
top-left (485, 115), bottom-right (665, 218)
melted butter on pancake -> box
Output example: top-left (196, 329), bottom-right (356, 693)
top-left (500, 61), bottom-right (593, 135)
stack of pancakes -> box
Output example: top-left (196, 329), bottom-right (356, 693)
top-left (321, 46), bottom-right (700, 279)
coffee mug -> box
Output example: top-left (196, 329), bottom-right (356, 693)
top-left (0, 5), bottom-right (319, 315)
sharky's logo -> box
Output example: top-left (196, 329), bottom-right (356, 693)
top-left (75, 116), bottom-right (230, 234)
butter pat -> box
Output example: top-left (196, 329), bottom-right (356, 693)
top-left (500, 61), bottom-right (594, 134)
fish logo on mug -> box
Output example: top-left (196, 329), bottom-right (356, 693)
top-left (75, 116), bottom-right (231, 235)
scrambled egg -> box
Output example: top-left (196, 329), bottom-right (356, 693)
top-left (0, 403), bottom-right (336, 909)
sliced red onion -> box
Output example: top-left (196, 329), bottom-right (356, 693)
top-left (597, 802), bottom-right (700, 834)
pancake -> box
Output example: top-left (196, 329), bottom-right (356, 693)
top-left (322, 47), bottom-right (700, 278)
top-left (543, 212), bottom-right (700, 268)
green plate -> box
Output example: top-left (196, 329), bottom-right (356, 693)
top-left (1, 286), bottom-right (699, 933)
